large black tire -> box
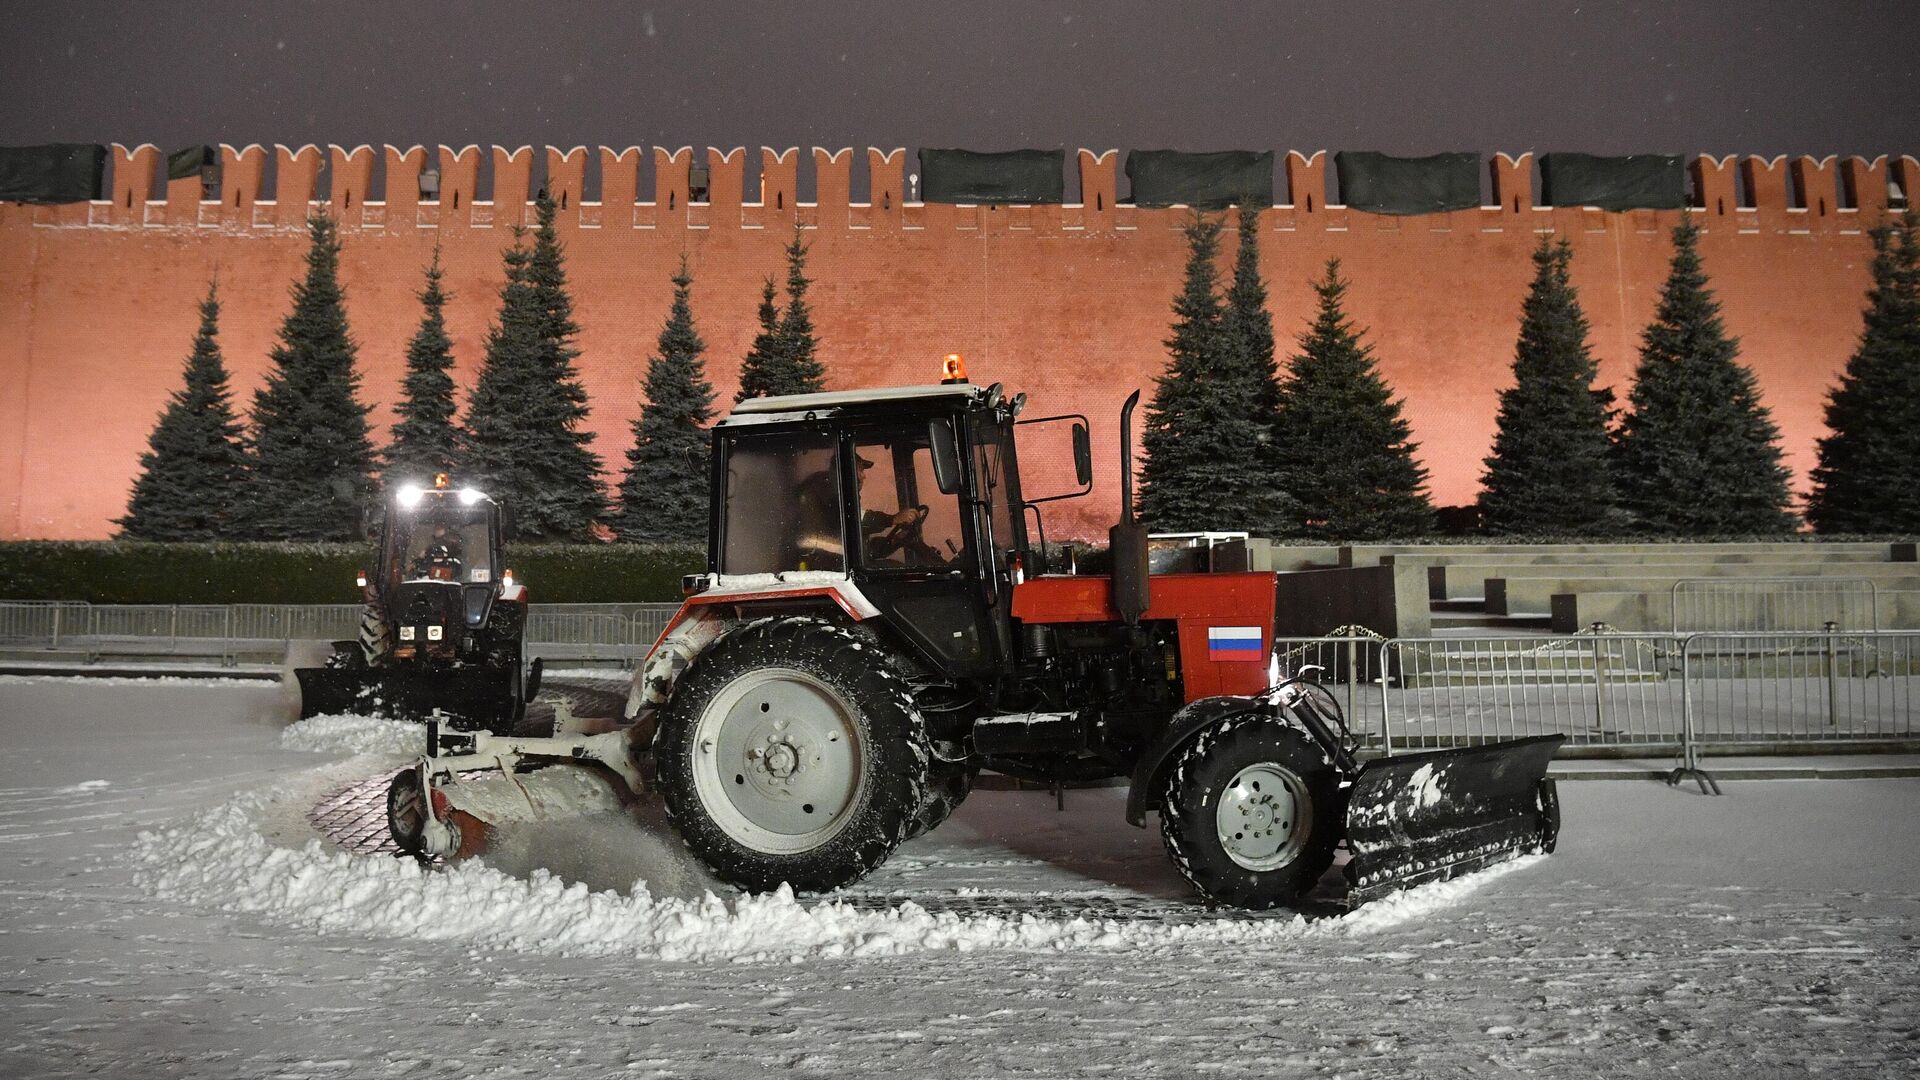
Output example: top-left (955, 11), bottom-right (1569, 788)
top-left (904, 759), bottom-right (978, 841)
top-left (652, 616), bottom-right (930, 894)
top-left (1159, 713), bottom-right (1342, 910)
top-left (386, 768), bottom-right (428, 855)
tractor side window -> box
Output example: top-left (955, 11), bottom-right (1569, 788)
top-left (721, 433), bottom-right (843, 575)
top-left (854, 435), bottom-right (966, 570)
top-left (974, 421), bottom-right (1020, 563)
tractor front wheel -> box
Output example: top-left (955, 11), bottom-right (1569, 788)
top-left (1159, 713), bottom-right (1341, 910)
top-left (653, 617), bottom-right (929, 894)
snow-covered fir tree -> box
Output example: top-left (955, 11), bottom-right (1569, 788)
top-left (116, 282), bottom-right (251, 540)
top-left (382, 248), bottom-right (461, 486)
top-left (734, 277), bottom-right (785, 403)
top-left (1478, 237), bottom-right (1624, 535)
top-left (1221, 205), bottom-right (1301, 535)
top-left (1138, 213), bottom-right (1229, 529)
top-left (736, 232), bottom-right (825, 400)
top-left (1614, 221), bottom-right (1795, 534)
top-left (615, 256), bottom-right (716, 542)
top-left (463, 206), bottom-right (607, 541)
top-left (1270, 260), bottom-right (1433, 539)
top-left (1806, 211), bottom-right (1920, 533)
top-left (244, 215), bottom-right (377, 541)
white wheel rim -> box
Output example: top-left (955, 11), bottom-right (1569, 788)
top-left (1215, 762), bottom-right (1311, 871)
top-left (689, 667), bottom-right (866, 855)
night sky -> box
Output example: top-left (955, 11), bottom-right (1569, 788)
top-left (2, 1), bottom-right (1913, 168)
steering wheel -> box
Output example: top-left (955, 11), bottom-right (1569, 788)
top-left (877, 505), bottom-right (940, 563)
top-left (884, 504), bottom-right (930, 544)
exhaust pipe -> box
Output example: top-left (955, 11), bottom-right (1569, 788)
top-left (1109, 390), bottom-right (1149, 626)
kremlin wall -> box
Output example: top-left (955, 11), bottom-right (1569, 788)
top-left (2, 143), bottom-right (1913, 540)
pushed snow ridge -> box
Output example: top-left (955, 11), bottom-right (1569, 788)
top-left (133, 767), bottom-right (1538, 964)
top-left (281, 715), bottom-right (425, 758)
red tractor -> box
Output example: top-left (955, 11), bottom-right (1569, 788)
top-left (392, 366), bottom-right (1561, 909)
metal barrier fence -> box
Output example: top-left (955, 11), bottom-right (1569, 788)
top-left (1672, 578), bottom-right (1878, 633)
top-left (1682, 630), bottom-right (1920, 744)
top-left (0, 601), bottom-right (682, 667)
top-left (4, 602), bottom-right (1916, 763)
top-left (1274, 629), bottom-right (1917, 760)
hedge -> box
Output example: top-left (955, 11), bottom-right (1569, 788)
top-left (0, 542), bottom-right (705, 605)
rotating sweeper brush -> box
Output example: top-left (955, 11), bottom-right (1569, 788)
top-left (295, 476), bottom-right (540, 731)
top-left (375, 367), bottom-right (1564, 909)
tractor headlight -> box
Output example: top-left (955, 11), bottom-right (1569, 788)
top-left (399, 625), bottom-right (416, 641)
top-left (427, 625), bottom-right (444, 641)
top-left (396, 484), bottom-right (425, 509)
top-left (1267, 648), bottom-right (1282, 689)
top-left (457, 487), bottom-right (485, 506)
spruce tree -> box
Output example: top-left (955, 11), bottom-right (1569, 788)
top-left (1139, 213), bottom-right (1276, 531)
top-left (1221, 205), bottom-right (1300, 535)
top-left (736, 232), bottom-right (826, 400)
top-left (1806, 212), bottom-right (1920, 533)
top-left (463, 206), bottom-right (607, 541)
top-left (245, 214), bottom-right (377, 541)
top-left (615, 256), bottom-right (716, 542)
top-left (1614, 221), bottom-right (1795, 534)
top-left (1478, 238), bottom-right (1625, 535)
top-left (1270, 260), bottom-right (1433, 539)
top-left (117, 282), bottom-right (250, 540)
top-left (734, 277), bottom-right (786, 402)
top-left (383, 247), bottom-right (462, 485)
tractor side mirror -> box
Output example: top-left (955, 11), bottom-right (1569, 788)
top-left (928, 418), bottom-right (962, 495)
top-left (1071, 421), bottom-right (1092, 487)
top-left (1015, 412), bottom-right (1094, 504)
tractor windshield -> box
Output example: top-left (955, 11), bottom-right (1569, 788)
top-left (387, 500), bottom-right (498, 587)
top-left (720, 431), bottom-right (844, 575)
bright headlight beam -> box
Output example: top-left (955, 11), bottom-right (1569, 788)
top-left (457, 487), bottom-right (485, 506)
top-left (396, 484), bottom-right (425, 508)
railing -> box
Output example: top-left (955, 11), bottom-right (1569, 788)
top-left (4, 603), bottom-right (1917, 765)
top-left (0, 601), bottom-right (683, 668)
top-left (1672, 578), bottom-right (1878, 633)
top-left (1292, 630), bottom-right (1917, 762)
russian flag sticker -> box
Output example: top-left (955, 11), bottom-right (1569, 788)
top-left (1207, 625), bottom-right (1265, 662)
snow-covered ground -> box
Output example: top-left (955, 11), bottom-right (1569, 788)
top-left (2, 677), bottom-right (1917, 1078)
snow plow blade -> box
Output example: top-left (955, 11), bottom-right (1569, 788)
top-left (1342, 735), bottom-right (1564, 903)
top-left (294, 665), bottom-right (520, 729)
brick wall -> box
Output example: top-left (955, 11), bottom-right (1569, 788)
top-left (3, 144), bottom-right (1911, 539)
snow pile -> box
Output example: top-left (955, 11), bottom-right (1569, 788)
top-left (280, 715), bottom-right (423, 758)
top-left (135, 784), bottom-right (1539, 963)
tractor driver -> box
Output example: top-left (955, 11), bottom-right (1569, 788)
top-left (855, 454), bottom-right (942, 566)
top-left (411, 523), bottom-right (465, 581)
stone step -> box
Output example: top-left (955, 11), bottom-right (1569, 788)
top-left (1429, 611), bottom-right (1554, 631)
top-left (1402, 670), bottom-right (1668, 687)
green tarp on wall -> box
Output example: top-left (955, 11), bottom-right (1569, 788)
top-left (0, 144), bottom-right (106, 204)
top-left (1124, 149), bottom-right (1273, 209)
top-left (918, 148), bottom-right (1065, 204)
top-left (1334, 151), bottom-right (1481, 215)
top-left (1538, 153), bottom-right (1685, 210)
top-left (167, 145), bottom-right (214, 180)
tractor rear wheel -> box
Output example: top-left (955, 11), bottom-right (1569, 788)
top-left (653, 616), bottom-right (929, 894)
top-left (1159, 713), bottom-right (1341, 910)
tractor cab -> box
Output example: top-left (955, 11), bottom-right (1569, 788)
top-left (710, 375), bottom-right (1079, 680)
